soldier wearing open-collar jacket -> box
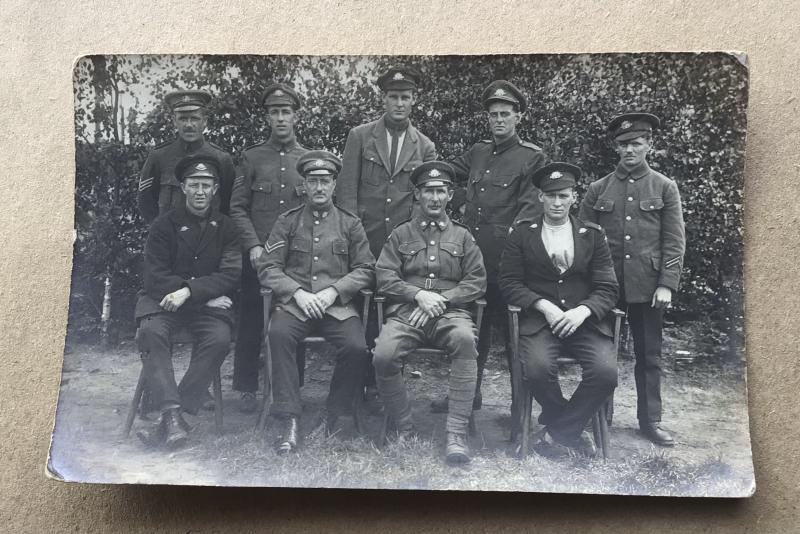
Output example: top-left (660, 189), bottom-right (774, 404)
top-left (499, 162), bottom-right (618, 455)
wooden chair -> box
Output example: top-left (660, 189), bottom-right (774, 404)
top-left (507, 306), bottom-right (626, 459)
top-left (374, 296), bottom-right (487, 446)
top-left (123, 326), bottom-right (225, 437)
top-left (256, 287), bottom-right (373, 433)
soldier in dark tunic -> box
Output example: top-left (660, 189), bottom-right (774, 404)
top-left (134, 155), bottom-right (241, 449)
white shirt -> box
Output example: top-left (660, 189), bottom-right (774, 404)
top-left (541, 219), bottom-right (574, 274)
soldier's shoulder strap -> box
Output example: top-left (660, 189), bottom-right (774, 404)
top-left (207, 141), bottom-right (229, 153)
top-left (479, 139), bottom-right (492, 144)
top-left (518, 140), bottom-right (542, 151)
top-left (242, 140), bottom-right (266, 152)
top-left (581, 220), bottom-right (603, 232)
top-left (335, 205), bottom-right (360, 220)
top-left (386, 217), bottom-right (414, 241)
top-left (451, 219), bottom-right (478, 241)
top-left (153, 139), bottom-right (173, 150)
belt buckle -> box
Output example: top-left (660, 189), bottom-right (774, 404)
top-left (424, 278), bottom-right (433, 290)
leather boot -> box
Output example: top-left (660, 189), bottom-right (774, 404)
top-left (430, 391), bottom-right (482, 414)
top-left (276, 417), bottom-right (299, 454)
top-left (163, 408), bottom-right (189, 450)
top-left (307, 409), bottom-right (339, 441)
top-left (135, 415), bottom-right (166, 448)
top-left (445, 432), bottom-right (471, 464)
top-left (640, 422), bottom-right (675, 447)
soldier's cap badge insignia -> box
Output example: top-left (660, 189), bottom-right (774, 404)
top-left (393, 72), bottom-right (404, 80)
top-left (579, 227), bottom-right (587, 234)
top-left (621, 120), bottom-right (632, 130)
top-left (180, 226), bottom-right (189, 232)
top-left (182, 95), bottom-right (191, 102)
top-left (196, 163), bottom-right (207, 171)
top-left (494, 88), bottom-right (507, 97)
top-left (274, 89), bottom-right (285, 96)
top-left (210, 221), bottom-right (217, 227)
top-left (550, 171), bottom-right (563, 180)
top-left (429, 169), bottom-right (441, 177)
top-left (314, 159), bottom-right (325, 167)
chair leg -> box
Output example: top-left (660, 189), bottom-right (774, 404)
top-left (520, 388), bottom-right (532, 459)
top-left (123, 364), bottom-right (147, 437)
top-left (591, 411), bottom-right (602, 456)
top-left (212, 368), bottom-right (223, 434)
top-left (378, 413), bottom-right (389, 448)
top-left (353, 395), bottom-right (365, 435)
top-left (257, 342), bottom-right (273, 433)
top-left (606, 392), bottom-right (615, 427)
top-left (468, 412), bottom-right (477, 437)
top-left (598, 400), bottom-right (611, 459)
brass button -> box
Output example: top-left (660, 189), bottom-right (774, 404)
top-left (560, 299), bottom-right (566, 304)
top-left (485, 170), bottom-right (490, 174)
top-left (313, 256), bottom-right (319, 261)
top-left (281, 183), bottom-right (285, 188)
top-left (280, 167), bottom-right (285, 171)
top-left (558, 279), bottom-right (563, 284)
top-left (625, 235), bottom-right (631, 240)
top-left (429, 256), bottom-right (436, 261)
top-left (480, 187), bottom-right (485, 192)
top-left (314, 237), bottom-right (320, 242)
top-left (279, 200), bottom-right (284, 204)
top-left (627, 196), bottom-right (633, 201)
top-left (429, 273), bottom-right (435, 278)
top-left (280, 151), bottom-right (285, 156)
top-left (625, 254), bottom-right (631, 259)
top-left (385, 217), bottom-right (390, 222)
top-left (312, 276), bottom-right (317, 281)
top-left (626, 215), bottom-right (632, 221)
top-left (386, 198), bottom-right (392, 203)
top-left (629, 179), bottom-right (634, 183)
top-left (314, 220), bottom-right (320, 225)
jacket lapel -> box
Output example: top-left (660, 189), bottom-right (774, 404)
top-left (561, 215), bottom-right (588, 276)
top-left (370, 119), bottom-right (392, 172)
top-left (392, 124), bottom-right (419, 176)
top-left (529, 217), bottom-right (560, 276)
top-left (195, 210), bottom-right (222, 255)
top-left (173, 208), bottom-right (201, 252)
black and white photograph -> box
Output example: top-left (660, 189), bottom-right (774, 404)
top-left (48, 52), bottom-right (752, 497)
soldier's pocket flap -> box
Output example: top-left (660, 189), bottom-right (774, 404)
top-left (294, 184), bottom-right (306, 197)
top-left (490, 174), bottom-right (517, 188)
top-left (289, 237), bottom-right (310, 252)
top-left (401, 160), bottom-right (422, 173)
top-left (440, 241), bottom-right (465, 257)
top-left (332, 239), bottom-right (349, 255)
top-left (251, 181), bottom-right (272, 194)
top-left (592, 198), bottom-right (615, 212)
top-left (397, 241), bottom-right (425, 256)
top-left (640, 198), bottom-right (664, 211)
top-left (363, 147), bottom-right (381, 164)
top-left (651, 255), bottom-right (662, 271)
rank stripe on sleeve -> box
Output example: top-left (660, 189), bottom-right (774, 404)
top-left (138, 177), bottom-right (154, 191)
top-left (264, 240), bottom-right (286, 254)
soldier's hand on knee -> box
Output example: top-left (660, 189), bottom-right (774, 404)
top-left (159, 287), bottom-right (191, 312)
top-left (294, 289), bottom-right (325, 319)
top-left (205, 296), bottom-right (232, 309)
top-left (414, 290), bottom-right (448, 317)
top-left (315, 287), bottom-right (339, 311)
top-left (551, 306), bottom-right (592, 339)
top-left (408, 306), bottom-right (432, 328)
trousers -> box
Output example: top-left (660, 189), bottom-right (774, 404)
top-left (137, 311), bottom-right (231, 414)
top-left (373, 309), bottom-right (478, 434)
top-left (624, 301), bottom-right (664, 424)
top-left (232, 258), bottom-right (263, 393)
top-left (268, 310), bottom-right (369, 419)
top-left (519, 325), bottom-right (617, 445)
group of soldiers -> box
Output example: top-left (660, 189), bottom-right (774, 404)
top-left (132, 65), bottom-right (685, 464)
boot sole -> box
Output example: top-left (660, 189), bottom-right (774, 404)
top-left (446, 452), bottom-right (471, 465)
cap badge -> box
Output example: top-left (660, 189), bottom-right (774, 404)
top-left (196, 163), bottom-right (207, 171)
top-left (314, 159), bottom-right (325, 167)
top-left (621, 120), bottom-right (632, 130)
top-left (429, 169), bottom-right (441, 177)
top-left (393, 72), bottom-right (404, 80)
top-left (182, 95), bottom-right (191, 102)
top-left (494, 88), bottom-right (507, 97)
top-left (274, 89), bottom-right (285, 96)
top-left (549, 171), bottom-right (563, 180)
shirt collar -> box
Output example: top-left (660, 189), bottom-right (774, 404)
top-left (415, 215), bottom-right (449, 231)
top-left (614, 160), bottom-right (651, 181)
top-left (493, 133), bottom-right (520, 154)
top-left (179, 138), bottom-right (205, 153)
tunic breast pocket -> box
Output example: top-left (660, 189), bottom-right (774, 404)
top-left (158, 172), bottom-right (182, 211)
top-left (592, 198), bottom-right (615, 213)
top-left (251, 182), bottom-right (273, 212)
top-left (485, 175), bottom-right (516, 207)
top-left (639, 198), bottom-right (664, 212)
top-left (332, 239), bottom-right (349, 273)
top-left (397, 240), bottom-right (425, 273)
top-left (286, 236), bottom-right (310, 271)
top-left (439, 241), bottom-right (465, 279)
top-left (362, 149), bottom-right (384, 186)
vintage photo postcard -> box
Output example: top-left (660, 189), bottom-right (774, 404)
top-left (48, 53), bottom-right (753, 497)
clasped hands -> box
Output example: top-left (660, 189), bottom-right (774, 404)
top-left (408, 290), bottom-right (448, 328)
top-left (159, 287), bottom-right (233, 312)
top-left (293, 287), bottom-right (338, 319)
top-left (536, 300), bottom-right (592, 339)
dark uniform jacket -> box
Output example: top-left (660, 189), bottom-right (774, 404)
top-left (450, 134), bottom-right (546, 282)
top-left (135, 205), bottom-right (242, 323)
top-left (257, 204), bottom-right (376, 322)
top-left (229, 137), bottom-right (309, 252)
top-left (137, 138), bottom-right (236, 225)
top-left (376, 215), bottom-right (487, 320)
top-left (578, 161), bottom-right (685, 303)
top-left (498, 215), bottom-right (619, 337)
top-left (337, 116), bottom-right (437, 258)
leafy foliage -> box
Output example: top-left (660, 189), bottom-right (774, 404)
top-left (70, 53), bottom-right (747, 341)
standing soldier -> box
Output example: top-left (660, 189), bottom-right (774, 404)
top-left (433, 80), bottom-right (546, 434)
top-left (138, 90), bottom-right (236, 225)
top-left (229, 84), bottom-right (309, 413)
top-left (338, 65), bottom-right (437, 407)
top-left (579, 113), bottom-right (686, 447)
top-left (257, 151), bottom-right (375, 454)
top-left (373, 161), bottom-right (486, 464)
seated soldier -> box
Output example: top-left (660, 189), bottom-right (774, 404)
top-left (257, 150), bottom-right (376, 455)
top-left (135, 155), bottom-right (241, 449)
top-left (498, 162), bottom-right (619, 457)
top-left (372, 161), bottom-right (487, 465)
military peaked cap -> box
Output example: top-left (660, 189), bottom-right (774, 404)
top-left (296, 150), bottom-right (342, 177)
top-left (482, 80), bottom-right (527, 113)
top-left (410, 161), bottom-right (455, 188)
top-left (165, 90), bottom-right (212, 112)
top-left (608, 112), bottom-right (660, 141)
top-left (175, 154), bottom-right (221, 182)
top-left (377, 65), bottom-right (420, 92)
top-left (531, 162), bottom-right (582, 192)
top-left (261, 83), bottom-right (302, 109)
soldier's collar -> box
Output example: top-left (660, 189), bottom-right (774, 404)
top-left (493, 133), bottom-right (520, 154)
top-left (417, 216), bottom-right (449, 231)
top-left (179, 137), bottom-right (205, 153)
top-left (312, 209), bottom-right (329, 219)
top-left (614, 160), bottom-right (651, 181)
top-left (267, 134), bottom-right (297, 151)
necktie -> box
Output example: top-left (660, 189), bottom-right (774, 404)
top-left (389, 130), bottom-right (399, 175)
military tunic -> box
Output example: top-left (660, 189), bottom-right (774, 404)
top-left (498, 215), bottom-right (618, 444)
top-left (256, 203), bottom-right (376, 419)
top-left (229, 136), bottom-right (309, 393)
top-left (337, 116), bottom-right (437, 258)
top-left (578, 160), bottom-right (686, 425)
top-left (373, 215), bottom-right (487, 434)
top-left (135, 206), bottom-right (242, 414)
top-left (137, 139), bottom-right (236, 225)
